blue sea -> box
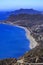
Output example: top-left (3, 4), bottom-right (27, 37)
top-left (0, 24), bottom-right (30, 59)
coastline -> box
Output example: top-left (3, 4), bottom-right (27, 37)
top-left (0, 22), bottom-right (38, 49)
top-left (15, 25), bottom-right (38, 49)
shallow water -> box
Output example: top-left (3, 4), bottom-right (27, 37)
top-left (0, 24), bottom-right (30, 59)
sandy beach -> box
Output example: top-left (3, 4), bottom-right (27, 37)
top-left (0, 22), bottom-right (38, 49)
top-left (15, 25), bottom-right (38, 49)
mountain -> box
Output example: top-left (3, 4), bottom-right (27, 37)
top-left (7, 14), bottom-right (43, 22)
top-left (0, 9), bottom-right (42, 20)
top-left (41, 11), bottom-right (43, 14)
top-left (12, 9), bottom-right (41, 15)
top-left (0, 9), bottom-right (43, 64)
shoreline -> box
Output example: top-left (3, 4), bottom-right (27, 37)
top-left (0, 23), bottom-right (38, 49)
top-left (15, 25), bottom-right (38, 49)
top-left (0, 22), bottom-right (38, 49)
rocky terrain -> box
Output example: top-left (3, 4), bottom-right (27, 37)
top-left (0, 58), bottom-right (17, 65)
top-left (0, 9), bottom-right (43, 65)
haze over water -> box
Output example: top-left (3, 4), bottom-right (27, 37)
top-left (0, 0), bottom-right (43, 11)
top-left (0, 24), bottom-right (30, 59)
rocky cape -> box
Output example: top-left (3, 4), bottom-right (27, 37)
top-left (0, 10), bottom-right (43, 64)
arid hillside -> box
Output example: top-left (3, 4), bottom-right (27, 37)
top-left (0, 13), bottom-right (43, 64)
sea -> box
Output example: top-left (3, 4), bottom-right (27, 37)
top-left (0, 24), bottom-right (30, 59)
top-left (0, 13), bottom-right (30, 59)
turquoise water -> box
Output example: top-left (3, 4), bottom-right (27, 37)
top-left (0, 24), bottom-right (30, 59)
